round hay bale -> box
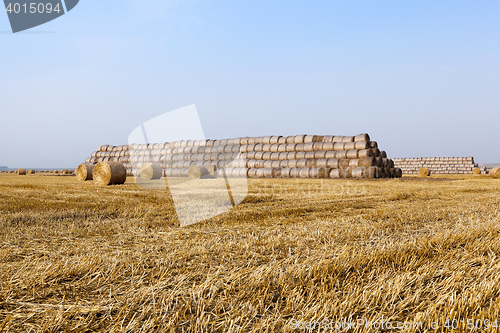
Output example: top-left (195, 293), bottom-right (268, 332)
top-left (333, 142), bottom-right (345, 151)
top-left (288, 168), bottom-right (300, 178)
top-left (262, 136), bottom-right (272, 144)
top-left (76, 163), bottom-right (95, 181)
top-left (285, 136), bottom-right (296, 144)
top-left (262, 168), bottom-right (275, 178)
top-left (316, 159), bottom-right (328, 168)
top-left (270, 144), bottom-right (279, 152)
top-left (380, 151), bottom-right (387, 158)
top-left (296, 143), bottom-right (306, 151)
top-left (354, 141), bottom-right (370, 150)
top-left (293, 135), bottom-right (307, 144)
top-left (262, 144), bottom-right (272, 152)
top-left (346, 150), bottom-right (359, 159)
top-left (17, 168), bottom-right (26, 175)
top-left (297, 159), bottom-right (307, 168)
top-left (278, 144), bottom-right (287, 152)
top-left (295, 152), bottom-right (306, 159)
top-left (419, 167), bottom-right (431, 177)
top-left (354, 133), bottom-right (370, 142)
top-left (305, 152), bottom-right (315, 159)
top-left (370, 148), bottom-right (381, 157)
top-left (305, 159), bottom-right (317, 167)
top-left (269, 136), bottom-right (282, 144)
top-left (490, 167), bottom-right (500, 179)
top-left (279, 168), bottom-right (291, 178)
top-left (263, 161), bottom-right (273, 168)
top-left (188, 165), bottom-right (215, 179)
top-left (27, 169), bottom-right (35, 174)
top-left (349, 159), bottom-right (360, 167)
top-left (314, 151), bottom-right (326, 159)
top-left (325, 151), bottom-right (336, 159)
top-left (280, 160), bottom-right (289, 168)
top-left (93, 162), bottom-right (127, 186)
top-left (304, 135), bottom-right (318, 143)
top-left (278, 136), bottom-right (287, 144)
top-left (313, 142), bottom-right (324, 151)
top-left (271, 161), bottom-right (281, 168)
top-left (285, 144), bottom-right (296, 152)
top-left (247, 168), bottom-right (259, 178)
top-left (344, 142), bottom-right (356, 150)
top-left (262, 152), bottom-right (272, 160)
top-left (322, 142), bottom-right (334, 151)
top-left (322, 135), bottom-right (334, 142)
top-left (360, 157), bottom-right (376, 167)
top-left (342, 136), bottom-right (354, 143)
top-left (396, 168), bottom-right (403, 178)
top-left (339, 167), bottom-right (352, 178)
top-left (367, 166), bottom-right (379, 179)
top-left (335, 150), bottom-right (347, 159)
top-left (370, 141), bottom-right (378, 149)
top-left (352, 167), bottom-right (367, 178)
top-left (339, 159), bottom-right (350, 168)
top-left (329, 168), bottom-right (340, 178)
top-left (298, 168), bottom-right (309, 178)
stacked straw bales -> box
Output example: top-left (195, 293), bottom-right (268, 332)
top-left (393, 157), bottom-right (478, 175)
top-left (82, 134), bottom-right (402, 180)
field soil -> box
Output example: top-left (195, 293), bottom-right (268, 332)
top-left (0, 174), bottom-right (499, 332)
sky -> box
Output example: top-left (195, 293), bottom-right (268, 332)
top-left (1, 0), bottom-right (499, 168)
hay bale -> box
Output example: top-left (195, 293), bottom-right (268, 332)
top-left (93, 162), bottom-right (127, 186)
top-left (355, 141), bottom-right (370, 150)
top-left (339, 167), bottom-right (352, 178)
top-left (342, 136), bottom-right (354, 143)
top-left (352, 167), bottom-right (367, 178)
top-left (346, 150), bottom-right (358, 159)
top-left (333, 142), bottom-right (345, 151)
top-left (189, 165), bottom-right (216, 179)
top-left (367, 166), bottom-right (379, 179)
top-left (76, 163), bottom-right (95, 181)
top-left (27, 170), bottom-right (35, 174)
top-left (329, 168), bottom-right (340, 178)
top-left (473, 168), bottom-right (481, 175)
top-left (370, 141), bottom-right (378, 149)
top-left (354, 133), bottom-right (370, 142)
top-left (17, 168), bottom-right (26, 175)
top-left (360, 157), bottom-right (376, 167)
top-left (294, 135), bottom-right (307, 144)
top-left (139, 163), bottom-right (163, 180)
top-left (490, 167), bottom-right (500, 179)
top-left (335, 150), bottom-right (347, 159)
top-left (339, 159), bottom-right (350, 168)
top-left (396, 168), bottom-right (403, 178)
top-left (419, 167), bottom-right (431, 177)
top-left (344, 142), bottom-right (356, 150)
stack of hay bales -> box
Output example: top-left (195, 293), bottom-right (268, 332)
top-left (393, 157), bottom-right (477, 175)
top-left (81, 134), bottom-right (402, 179)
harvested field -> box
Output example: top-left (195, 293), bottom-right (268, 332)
top-left (0, 173), bottom-right (500, 332)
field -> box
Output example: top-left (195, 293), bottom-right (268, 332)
top-left (1, 174), bottom-right (500, 332)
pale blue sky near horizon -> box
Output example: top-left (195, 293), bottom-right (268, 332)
top-left (1, 0), bottom-right (499, 168)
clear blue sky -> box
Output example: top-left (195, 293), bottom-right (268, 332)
top-left (1, 1), bottom-right (499, 168)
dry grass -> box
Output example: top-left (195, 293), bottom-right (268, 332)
top-left (0, 174), bottom-right (500, 332)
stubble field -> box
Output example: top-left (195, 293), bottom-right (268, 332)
top-left (0, 173), bottom-right (499, 332)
